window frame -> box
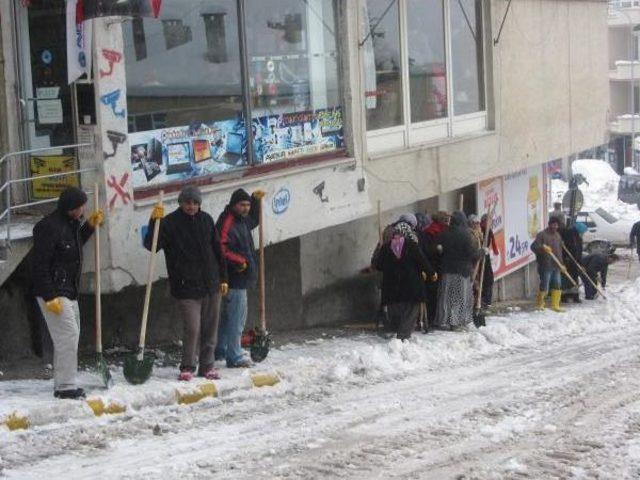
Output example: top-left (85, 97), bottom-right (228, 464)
top-left (124, 0), bottom-right (348, 198)
top-left (364, 0), bottom-right (489, 153)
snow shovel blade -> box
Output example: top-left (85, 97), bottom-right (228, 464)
top-left (473, 310), bottom-right (486, 328)
top-left (123, 351), bottom-right (155, 385)
top-left (250, 331), bottom-right (271, 363)
top-left (96, 353), bottom-right (114, 388)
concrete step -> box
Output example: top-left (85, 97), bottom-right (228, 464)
top-left (0, 215), bottom-right (41, 287)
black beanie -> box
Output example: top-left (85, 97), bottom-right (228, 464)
top-left (230, 188), bottom-right (251, 206)
top-left (58, 186), bottom-right (87, 212)
top-left (178, 185), bottom-right (202, 205)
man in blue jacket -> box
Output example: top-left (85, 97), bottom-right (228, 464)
top-left (215, 188), bottom-right (265, 368)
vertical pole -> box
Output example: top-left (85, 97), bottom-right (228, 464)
top-left (237, 0), bottom-right (255, 167)
top-left (94, 183), bottom-right (102, 355)
top-left (258, 196), bottom-right (266, 332)
top-left (377, 199), bottom-right (382, 243)
top-left (5, 183), bottom-right (10, 247)
top-left (632, 34), bottom-right (636, 170)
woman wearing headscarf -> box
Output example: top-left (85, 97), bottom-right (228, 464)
top-left (436, 211), bottom-right (483, 330)
top-left (375, 220), bottom-right (435, 340)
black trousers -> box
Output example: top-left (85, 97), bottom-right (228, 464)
top-left (388, 302), bottom-right (421, 340)
top-left (481, 255), bottom-right (494, 306)
top-left (424, 281), bottom-right (439, 329)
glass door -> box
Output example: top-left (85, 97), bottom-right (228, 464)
top-left (15, 0), bottom-right (79, 200)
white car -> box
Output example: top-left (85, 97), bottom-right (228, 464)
top-left (575, 208), bottom-right (635, 252)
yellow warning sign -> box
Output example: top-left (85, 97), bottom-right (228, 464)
top-left (30, 155), bottom-right (79, 199)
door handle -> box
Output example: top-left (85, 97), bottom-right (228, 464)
top-left (589, 229), bottom-right (596, 233)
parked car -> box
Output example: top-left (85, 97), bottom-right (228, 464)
top-left (575, 208), bottom-right (634, 253)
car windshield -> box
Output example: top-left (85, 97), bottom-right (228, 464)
top-left (595, 208), bottom-right (618, 224)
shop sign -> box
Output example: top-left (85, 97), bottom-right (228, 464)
top-left (129, 107), bottom-right (345, 190)
top-left (477, 165), bottom-right (547, 280)
top-left (129, 118), bottom-right (247, 188)
top-left (254, 107), bottom-right (344, 164)
top-left (30, 156), bottom-right (79, 199)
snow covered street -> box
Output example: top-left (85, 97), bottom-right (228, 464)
top-left (3, 259), bottom-right (640, 479)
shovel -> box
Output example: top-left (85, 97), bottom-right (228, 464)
top-left (124, 191), bottom-right (163, 384)
top-left (250, 195), bottom-right (271, 363)
top-left (473, 204), bottom-right (497, 328)
top-left (562, 245), bottom-right (607, 300)
top-left (93, 183), bottom-right (113, 388)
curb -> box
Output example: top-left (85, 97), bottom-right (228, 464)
top-left (1, 372), bottom-right (280, 432)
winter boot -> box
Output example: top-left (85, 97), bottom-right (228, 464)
top-left (536, 291), bottom-right (547, 310)
top-left (198, 368), bottom-right (221, 380)
top-left (550, 290), bottom-right (565, 313)
top-left (54, 388), bottom-right (86, 400)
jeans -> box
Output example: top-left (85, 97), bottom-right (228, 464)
top-left (215, 289), bottom-right (248, 366)
top-left (37, 297), bottom-right (80, 391)
top-left (539, 268), bottom-right (562, 291)
top-left (177, 293), bottom-right (221, 372)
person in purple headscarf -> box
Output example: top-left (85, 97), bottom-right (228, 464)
top-left (374, 221), bottom-right (435, 340)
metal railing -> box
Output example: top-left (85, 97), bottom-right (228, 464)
top-left (0, 143), bottom-right (96, 250)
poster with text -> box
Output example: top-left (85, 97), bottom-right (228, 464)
top-left (253, 107), bottom-right (344, 164)
top-left (129, 118), bottom-right (247, 189)
top-left (478, 165), bottom-right (547, 280)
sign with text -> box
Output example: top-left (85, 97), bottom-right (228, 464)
top-left (477, 165), bottom-right (547, 279)
top-left (30, 156), bottom-right (80, 199)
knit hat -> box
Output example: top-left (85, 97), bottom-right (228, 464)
top-left (415, 213), bottom-right (432, 229)
top-left (178, 185), bottom-right (202, 205)
top-left (574, 222), bottom-right (588, 235)
top-left (58, 186), bottom-right (87, 212)
top-left (398, 213), bottom-right (417, 228)
top-left (230, 188), bottom-right (251, 205)
top-left (450, 211), bottom-right (468, 228)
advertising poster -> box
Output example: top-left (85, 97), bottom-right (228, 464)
top-left (129, 118), bottom-right (247, 188)
top-left (131, 108), bottom-right (344, 189)
top-left (30, 155), bottom-right (80, 199)
top-left (477, 165), bottom-right (547, 280)
top-left (253, 107), bottom-right (344, 164)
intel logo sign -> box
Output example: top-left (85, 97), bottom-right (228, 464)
top-left (272, 188), bottom-right (291, 215)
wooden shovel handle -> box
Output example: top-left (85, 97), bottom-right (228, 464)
top-left (94, 182), bottom-right (102, 354)
top-left (140, 191), bottom-right (163, 352)
top-left (258, 195), bottom-right (266, 332)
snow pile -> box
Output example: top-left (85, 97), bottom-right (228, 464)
top-left (2, 277), bottom-right (640, 441)
top-left (266, 278), bottom-right (640, 396)
top-left (552, 159), bottom-right (638, 219)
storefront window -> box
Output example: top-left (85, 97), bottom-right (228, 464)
top-left (245, 0), bottom-right (344, 164)
top-left (407, 0), bottom-right (447, 123)
top-left (450, 0), bottom-right (485, 116)
top-left (363, 0), bottom-right (403, 131)
top-left (124, 0), bottom-right (247, 188)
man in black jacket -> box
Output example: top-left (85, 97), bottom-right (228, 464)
top-left (145, 186), bottom-right (228, 381)
top-left (215, 188), bottom-right (265, 368)
top-left (630, 220), bottom-right (640, 261)
top-left (32, 186), bottom-right (103, 399)
top-left (582, 253), bottom-right (618, 300)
